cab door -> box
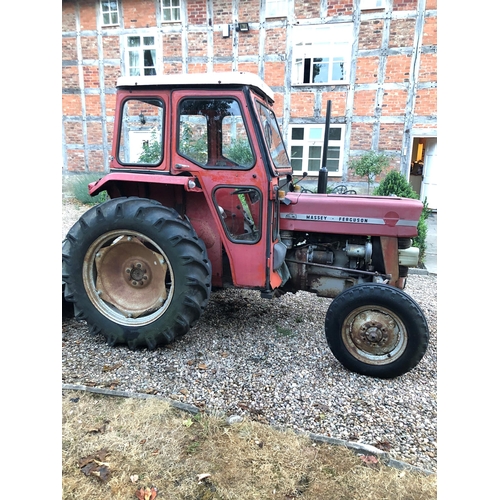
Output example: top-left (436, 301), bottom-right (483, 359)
top-left (170, 89), bottom-right (278, 289)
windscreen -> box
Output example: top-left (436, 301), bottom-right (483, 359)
top-left (254, 101), bottom-right (291, 170)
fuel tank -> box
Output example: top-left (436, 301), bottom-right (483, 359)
top-left (279, 192), bottom-right (422, 238)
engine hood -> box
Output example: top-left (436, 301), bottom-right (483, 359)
top-left (279, 193), bottom-right (422, 238)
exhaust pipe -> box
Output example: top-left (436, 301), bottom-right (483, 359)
top-left (317, 99), bottom-right (331, 194)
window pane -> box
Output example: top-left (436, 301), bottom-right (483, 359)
top-left (291, 128), bottom-right (304, 140)
top-left (128, 51), bottom-right (139, 68)
top-left (118, 99), bottom-right (164, 165)
top-left (179, 115), bottom-right (208, 165)
top-left (328, 127), bottom-right (342, 141)
top-left (309, 145), bottom-right (322, 159)
top-left (291, 145), bottom-right (303, 170)
top-left (214, 187), bottom-right (261, 243)
top-left (222, 115), bottom-right (255, 167)
top-left (144, 37), bottom-right (155, 46)
top-left (332, 59), bottom-right (345, 81)
top-left (312, 58), bottom-right (329, 83)
top-left (111, 12), bottom-right (118, 24)
top-left (103, 13), bottom-right (110, 24)
top-left (144, 49), bottom-right (155, 67)
top-left (327, 146), bottom-right (340, 160)
top-left (309, 128), bottom-right (323, 140)
top-left (128, 37), bottom-right (140, 47)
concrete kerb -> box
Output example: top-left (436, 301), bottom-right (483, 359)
top-left (62, 384), bottom-right (434, 477)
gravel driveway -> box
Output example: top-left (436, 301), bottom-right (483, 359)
top-left (62, 198), bottom-right (437, 472)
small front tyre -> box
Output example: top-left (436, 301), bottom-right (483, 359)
top-left (325, 283), bottom-right (429, 378)
top-left (62, 197), bottom-right (212, 349)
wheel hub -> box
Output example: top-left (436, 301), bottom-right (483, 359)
top-left (92, 236), bottom-right (169, 318)
top-left (347, 311), bottom-right (400, 357)
top-left (126, 261), bottom-right (149, 286)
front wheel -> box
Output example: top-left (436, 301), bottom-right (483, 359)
top-left (325, 283), bottom-right (429, 378)
top-left (62, 197), bottom-right (212, 349)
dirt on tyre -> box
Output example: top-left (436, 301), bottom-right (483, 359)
top-left (325, 283), bottom-right (429, 378)
top-left (62, 197), bottom-right (212, 349)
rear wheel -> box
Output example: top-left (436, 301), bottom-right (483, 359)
top-left (62, 197), bottom-right (212, 349)
top-left (325, 283), bottom-right (428, 378)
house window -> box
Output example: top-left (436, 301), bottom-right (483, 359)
top-left (161, 0), bottom-right (181, 22)
top-left (289, 124), bottom-right (345, 176)
top-left (265, 0), bottom-right (289, 18)
top-left (101, 0), bottom-right (119, 26)
top-left (360, 0), bottom-right (386, 10)
top-left (292, 24), bottom-right (353, 85)
top-left (125, 35), bottom-right (158, 76)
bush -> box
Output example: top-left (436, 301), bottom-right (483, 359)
top-left (373, 170), bottom-right (430, 265)
top-left (69, 173), bottom-right (108, 205)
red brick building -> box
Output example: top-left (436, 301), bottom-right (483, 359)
top-left (62, 0), bottom-right (437, 208)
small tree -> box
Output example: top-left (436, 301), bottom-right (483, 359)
top-left (349, 151), bottom-right (390, 194)
top-left (373, 170), bottom-right (430, 265)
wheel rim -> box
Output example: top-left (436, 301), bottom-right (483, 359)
top-left (83, 230), bottom-right (173, 326)
top-left (341, 305), bottom-right (407, 365)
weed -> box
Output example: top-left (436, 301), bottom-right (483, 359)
top-left (69, 173), bottom-right (108, 205)
top-left (275, 325), bottom-right (294, 337)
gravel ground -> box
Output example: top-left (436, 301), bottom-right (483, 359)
top-left (62, 198), bottom-right (437, 472)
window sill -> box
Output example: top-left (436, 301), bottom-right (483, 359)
top-left (292, 82), bottom-right (348, 87)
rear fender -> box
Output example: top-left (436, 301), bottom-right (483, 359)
top-left (88, 173), bottom-right (225, 287)
top-left (88, 172), bottom-right (202, 198)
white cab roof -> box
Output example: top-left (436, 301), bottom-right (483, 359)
top-left (116, 72), bottom-right (274, 101)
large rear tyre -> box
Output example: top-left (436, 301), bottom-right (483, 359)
top-left (325, 283), bottom-right (428, 378)
top-left (62, 197), bottom-right (212, 349)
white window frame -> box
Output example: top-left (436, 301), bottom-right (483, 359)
top-left (292, 24), bottom-right (353, 86)
top-left (161, 0), bottom-right (181, 22)
top-left (360, 0), bottom-right (386, 10)
top-left (100, 0), bottom-right (119, 26)
top-left (125, 35), bottom-right (159, 77)
top-left (265, 0), bottom-right (288, 18)
top-left (288, 124), bottom-right (345, 177)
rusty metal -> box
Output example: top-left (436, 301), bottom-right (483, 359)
top-left (83, 230), bottom-right (173, 326)
top-left (95, 237), bottom-right (168, 317)
top-left (342, 305), bottom-right (407, 365)
top-left (285, 257), bottom-right (391, 280)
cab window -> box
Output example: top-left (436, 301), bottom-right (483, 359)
top-left (118, 98), bottom-right (164, 165)
top-left (178, 98), bottom-right (255, 169)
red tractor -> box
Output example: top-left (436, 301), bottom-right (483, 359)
top-left (62, 72), bottom-right (428, 378)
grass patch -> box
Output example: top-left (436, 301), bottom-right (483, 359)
top-left (62, 391), bottom-right (436, 500)
top-left (275, 325), bottom-right (294, 337)
top-left (68, 173), bottom-right (108, 205)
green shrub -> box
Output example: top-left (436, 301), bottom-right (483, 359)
top-left (69, 173), bottom-right (108, 205)
top-left (138, 130), bottom-right (161, 164)
top-left (224, 136), bottom-right (254, 167)
top-left (349, 151), bottom-right (390, 194)
top-left (373, 170), bottom-right (430, 265)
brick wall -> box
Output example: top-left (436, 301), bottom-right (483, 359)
top-left (62, 0), bottom-right (437, 180)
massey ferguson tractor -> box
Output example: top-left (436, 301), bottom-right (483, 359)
top-left (62, 72), bottom-right (429, 378)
